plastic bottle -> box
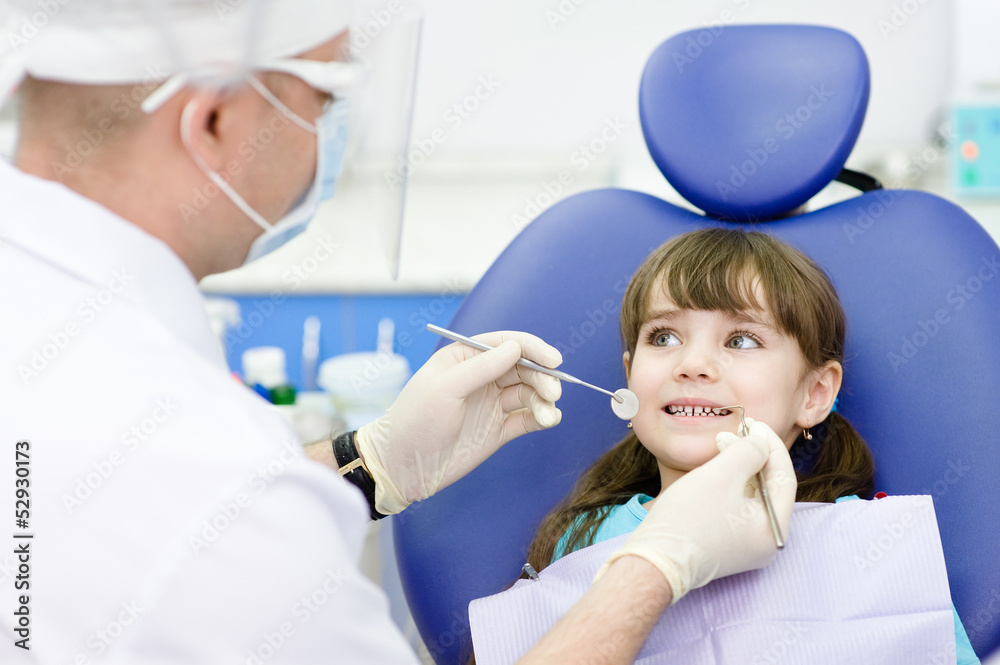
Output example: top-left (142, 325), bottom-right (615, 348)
top-left (241, 346), bottom-right (296, 405)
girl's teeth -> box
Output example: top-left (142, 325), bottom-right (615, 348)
top-left (666, 406), bottom-right (733, 416)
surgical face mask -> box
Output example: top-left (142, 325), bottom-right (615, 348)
top-left (179, 77), bottom-right (350, 265)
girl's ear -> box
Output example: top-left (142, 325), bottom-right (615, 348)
top-left (797, 360), bottom-right (843, 428)
top-left (622, 351), bottom-right (631, 381)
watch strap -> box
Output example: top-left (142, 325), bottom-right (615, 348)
top-left (332, 430), bottom-right (386, 520)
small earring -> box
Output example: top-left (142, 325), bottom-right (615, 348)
top-left (802, 427), bottom-right (813, 440)
top-left (627, 421), bottom-right (633, 429)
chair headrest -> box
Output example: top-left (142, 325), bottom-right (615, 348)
top-left (639, 24), bottom-right (869, 222)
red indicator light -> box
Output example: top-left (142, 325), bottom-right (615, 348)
top-left (961, 140), bottom-right (979, 162)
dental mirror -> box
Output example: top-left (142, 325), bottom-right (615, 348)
top-left (426, 324), bottom-right (639, 421)
top-left (610, 388), bottom-right (639, 420)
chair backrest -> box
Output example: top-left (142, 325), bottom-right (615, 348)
top-left (393, 25), bottom-right (1000, 664)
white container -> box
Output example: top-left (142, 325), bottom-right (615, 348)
top-left (242, 346), bottom-right (288, 388)
top-left (318, 352), bottom-right (411, 428)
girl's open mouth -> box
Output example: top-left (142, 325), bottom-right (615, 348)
top-left (664, 405), bottom-right (733, 417)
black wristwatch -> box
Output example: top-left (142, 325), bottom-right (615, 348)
top-left (332, 430), bottom-right (387, 521)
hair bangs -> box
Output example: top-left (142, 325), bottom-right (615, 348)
top-left (657, 246), bottom-right (767, 316)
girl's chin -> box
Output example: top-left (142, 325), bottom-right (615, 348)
top-left (648, 444), bottom-right (720, 473)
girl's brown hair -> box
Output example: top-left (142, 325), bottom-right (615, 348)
top-left (524, 228), bottom-right (875, 572)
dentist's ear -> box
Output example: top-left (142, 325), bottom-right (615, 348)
top-left (179, 93), bottom-right (225, 173)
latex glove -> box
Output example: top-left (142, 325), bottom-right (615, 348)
top-left (356, 331), bottom-right (563, 515)
top-left (595, 417), bottom-right (796, 605)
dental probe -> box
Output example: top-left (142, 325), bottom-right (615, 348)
top-left (719, 404), bottom-right (785, 550)
top-left (426, 324), bottom-right (640, 420)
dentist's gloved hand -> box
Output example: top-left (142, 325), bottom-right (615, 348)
top-left (355, 331), bottom-right (563, 515)
top-left (595, 417), bottom-right (795, 605)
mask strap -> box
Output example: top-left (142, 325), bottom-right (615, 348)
top-left (244, 75), bottom-right (317, 134)
top-left (179, 99), bottom-right (273, 232)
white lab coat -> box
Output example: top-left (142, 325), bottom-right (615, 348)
top-left (0, 159), bottom-right (418, 664)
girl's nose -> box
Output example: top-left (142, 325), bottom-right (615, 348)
top-left (672, 342), bottom-right (723, 382)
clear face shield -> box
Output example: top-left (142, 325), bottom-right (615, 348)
top-left (339, 3), bottom-right (422, 280)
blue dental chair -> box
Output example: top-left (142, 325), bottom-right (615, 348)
top-left (394, 25), bottom-right (1000, 663)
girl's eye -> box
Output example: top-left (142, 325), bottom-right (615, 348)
top-left (649, 330), bottom-right (680, 347)
top-left (726, 333), bottom-right (761, 350)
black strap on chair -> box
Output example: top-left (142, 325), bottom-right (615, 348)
top-left (835, 167), bottom-right (883, 192)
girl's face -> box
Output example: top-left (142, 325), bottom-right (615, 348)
top-left (625, 284), bottom-right (840, 491)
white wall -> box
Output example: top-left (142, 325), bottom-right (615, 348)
top-left (408, 0), bottom-right (949, 152)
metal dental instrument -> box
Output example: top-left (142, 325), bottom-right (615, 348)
top-left (719, 404), bottom-right (785, 549)
top-left (426, 324), bottom-right (640, 420)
